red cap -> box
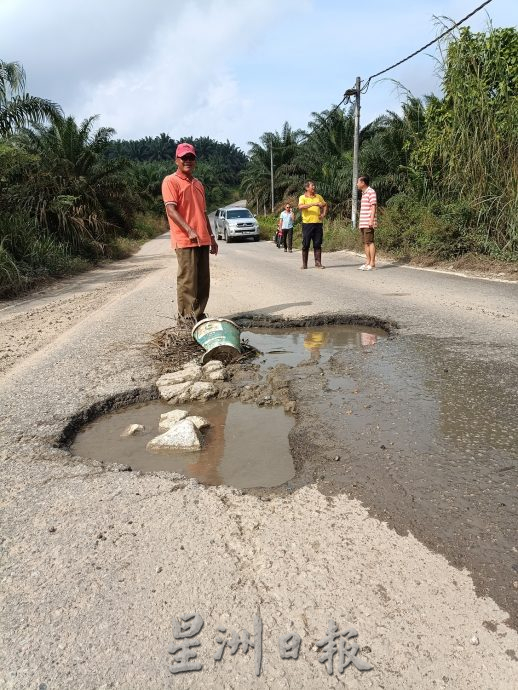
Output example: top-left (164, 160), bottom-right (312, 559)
top-left (175, 142), bottom-right (196, 158)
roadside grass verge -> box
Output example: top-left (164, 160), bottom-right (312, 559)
top-left (258, 215), bottom-right (361, 253)
top-left (258, 213), bottom-right (517, 278)
top-left (0, 213), bottom-right (167, 298)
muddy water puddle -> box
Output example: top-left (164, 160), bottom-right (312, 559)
top-left (72, 399), bottom-right (294, 489)
top-left (70, 325), bottom-right (385, 489)
top-left (243, 324), bottom-right (386, 370)
top-left (286, 334), bottom-right (518, 626)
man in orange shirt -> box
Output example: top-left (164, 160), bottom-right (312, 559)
top-left (162, 143), bottom-right (218, 323)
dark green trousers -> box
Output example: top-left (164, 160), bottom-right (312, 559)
top-left (175, 246), bottom-right (210, 320)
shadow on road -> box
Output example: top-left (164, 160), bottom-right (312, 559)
top-left (226, 301), bottom-right (313, 317)
top-left (323, 263), bottom-right (363, 269)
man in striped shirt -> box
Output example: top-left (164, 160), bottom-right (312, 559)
top-left (357, 175), bottom-right (377, 271)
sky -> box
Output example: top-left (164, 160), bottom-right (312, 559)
top-left (1, 0), bottom-right (516, 152)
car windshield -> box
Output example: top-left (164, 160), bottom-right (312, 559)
top-left (227, 210), bottom-right (253, 219)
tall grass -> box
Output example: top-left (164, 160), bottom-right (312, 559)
top-left (0, 211), bottom-right (166, 297)
top-left (414, 27), bottom-right (518, 256)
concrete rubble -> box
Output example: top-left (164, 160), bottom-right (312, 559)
top-left (186, 415), bottom-right (211, 430)
top-left (146, 418), bottom-right (202, 451)
top-left (184, 381), bottom-right (217, 401)
top-left (120, 423), bottom-right (145, 437)
top-left (158, 409), bottom-right (189, 432)
top-left (157, 360), bottom-right (224, 404)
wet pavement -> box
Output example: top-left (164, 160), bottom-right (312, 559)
top-left (242, 324), bottom-right (387, 371)
top-left (2, 233), bottom-right (518, 688)
top-left (70, 321), bottom-right (518, 626)
top-left (272, 331), bottom-right (518, 628)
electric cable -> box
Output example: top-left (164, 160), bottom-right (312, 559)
top-left (267, 93), bottom-right (350, 151)
top-left (254, 1), bottom-right (493, 162)
top-left (360, 0), bottom-right (493, 93)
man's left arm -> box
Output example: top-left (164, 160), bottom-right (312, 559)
top-left (205, 213), bottom-right (219, 255)
top-left (369, 204), bottom-right (377, 228)
top-left (369, 191), bottom-right (377, 228)
top-left (320, 196), bottom-right (328, 220)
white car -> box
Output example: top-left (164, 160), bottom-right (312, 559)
top-left (214, 207), bottom-right (260, 243)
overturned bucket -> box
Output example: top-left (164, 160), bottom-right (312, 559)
top-left (192, 318), bottom-right (242, 365)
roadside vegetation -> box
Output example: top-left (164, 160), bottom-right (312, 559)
top-left (244, 26), bottom-right (518, 265)
top-left (0, 62), bottom-right (246, 297)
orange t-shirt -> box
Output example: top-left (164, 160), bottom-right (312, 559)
top-left (161, 171), bottom-right (212, 248)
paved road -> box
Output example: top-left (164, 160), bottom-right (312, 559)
top-left (0, 234), bottom-right (517, 689)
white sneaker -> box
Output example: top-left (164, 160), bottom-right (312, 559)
top-left (359, 264), bottom-right (374, 271)
top-left (358, 264), bottom-right (368, 270)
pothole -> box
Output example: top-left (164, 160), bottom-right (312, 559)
top-left (71, 398), bottom-right (294, 488)
top-left (60, 314), bottom-right (518, 629)
top-left (64, 321), bottom-right (389, 488)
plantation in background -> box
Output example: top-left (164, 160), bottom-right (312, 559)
top-left (0, 63), bottom-right (246, 296)
top-left (1, 23), bottom-right (516, 295)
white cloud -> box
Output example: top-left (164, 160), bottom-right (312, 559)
top-left (1, 0), bottom-right (515, 150)
top-left (1, 0), bottom-right (299, 146)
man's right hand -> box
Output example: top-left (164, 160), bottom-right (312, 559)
top-left (186, 227), bottom-right (199, 243)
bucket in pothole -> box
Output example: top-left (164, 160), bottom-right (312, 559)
top-left (192, 317), bottom-right (241, 364)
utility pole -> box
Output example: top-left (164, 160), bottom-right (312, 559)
top-left (351, 76), bottom-right (361, 228)
top-left (270, 139), bottom-right (274, 214)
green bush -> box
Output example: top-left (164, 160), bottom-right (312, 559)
top-left (0, 242), bottom-right (22, 293)
top-left (374, 194), bottom-right (508, 260)
top-left (131, 213), bottom-right (167, 241)
top-left (257, 214), bottom-right (280, 241)
top-left (0, 214), bottom-right (93, 296)
top-left (321, 218), bottom-right (358, 252)
top-left (0, 210), bottom-right (166, 296)
top-left (258, 214), bottom-right (359, 253)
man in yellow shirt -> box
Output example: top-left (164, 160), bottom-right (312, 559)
top-left (298, 180), bottom-right (328, 269)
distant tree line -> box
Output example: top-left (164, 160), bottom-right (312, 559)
top-left (106, 134), bottom-right (247, 211)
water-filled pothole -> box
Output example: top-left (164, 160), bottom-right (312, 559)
top-left (71, 399), bottom-right (295, 488)
top-left (70, 324), bottom-right (387, 487)
top-left (243, 324), bottom-right (386, 370)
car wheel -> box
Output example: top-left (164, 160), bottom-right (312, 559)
top-left (253, 236), bottom-right (260, 242)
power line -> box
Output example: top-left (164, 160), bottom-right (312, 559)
top-left (361, 0), bottom-right (493, 93)
top-left (264, 0), bottom-right (493, 155)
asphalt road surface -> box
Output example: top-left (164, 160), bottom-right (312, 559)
top-left (1, 229), bottom-right (517, 689)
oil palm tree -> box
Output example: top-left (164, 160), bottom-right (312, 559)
top-left (292, 106), bottom-right (355, 214)
top-left (359, 96), bottom-right (428, 203)
top-left (11, 115), bottom-right (137, 254)
top-left (0, 60), bottom-right (61, 137)
top-left (241, 123), bottom-right (304, 211)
